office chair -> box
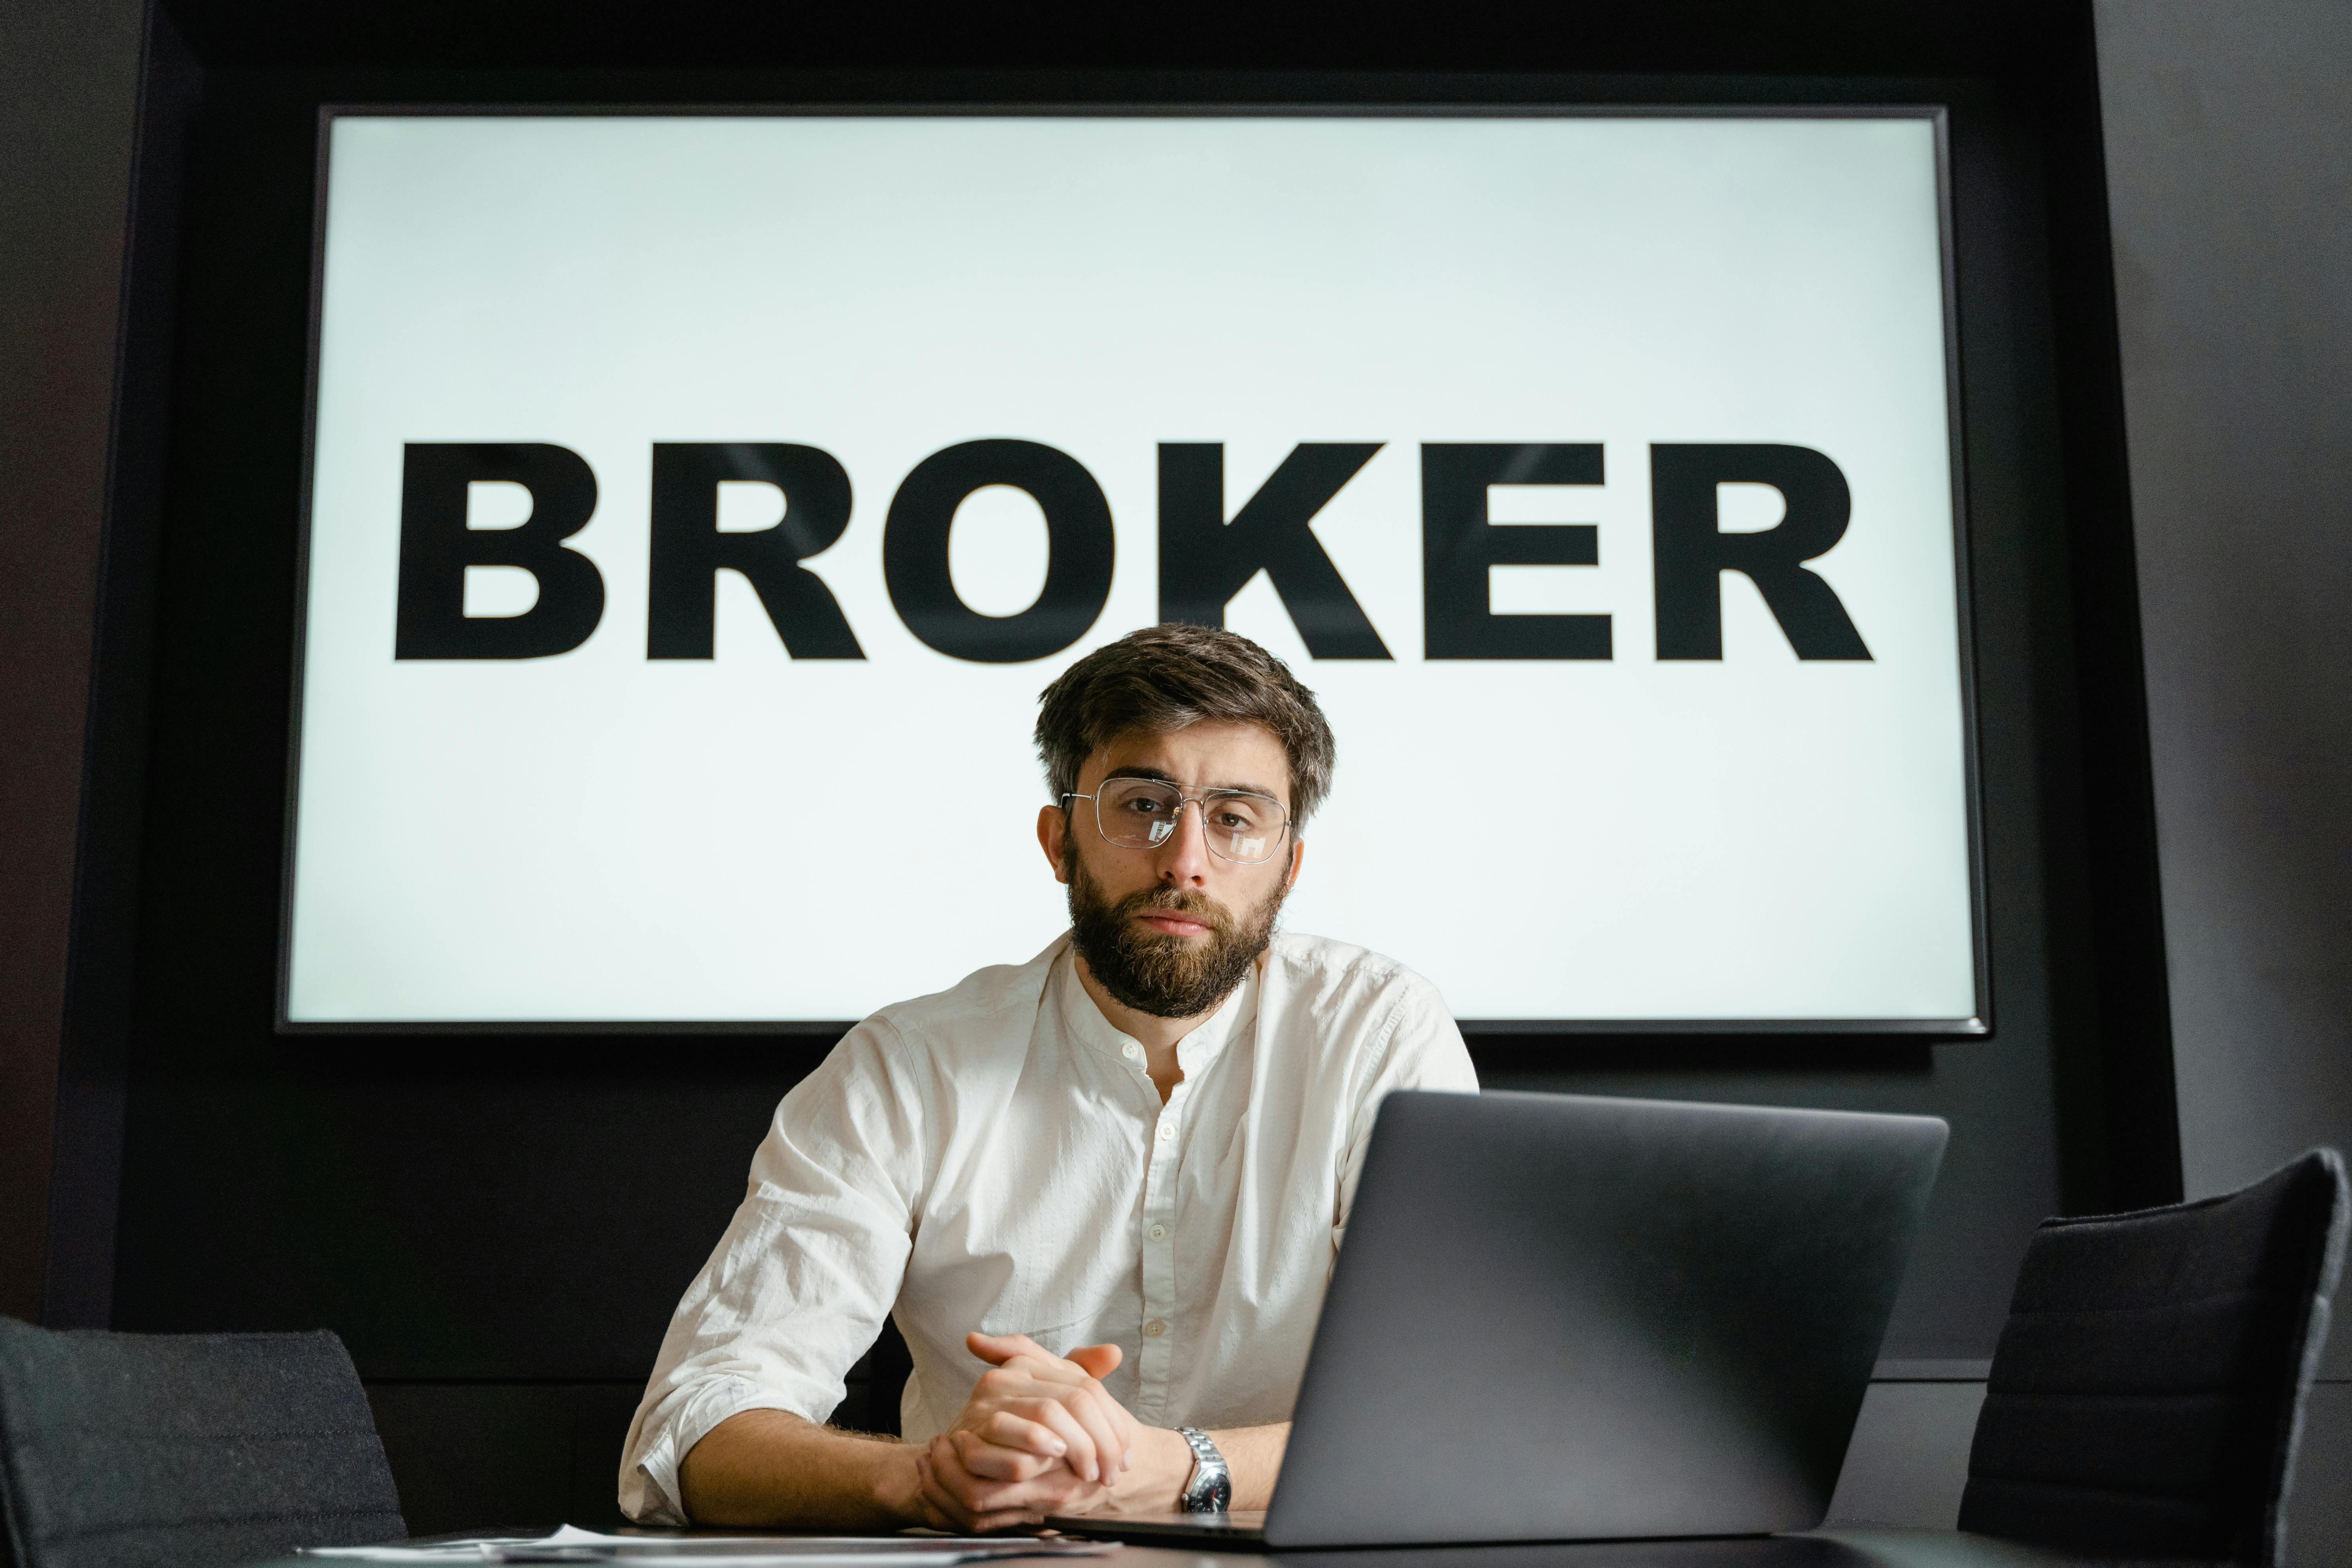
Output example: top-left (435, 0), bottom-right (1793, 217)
top-left (0, 1319), bottom-right (405, 1568)
top-left (1959, 1147), bottom-right (2348, 1566)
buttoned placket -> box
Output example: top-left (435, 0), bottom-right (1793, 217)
top-left (1063, 953), bottom-right (1254, 1426)
top-left (1132, 1049), bottom-right (1190, 1422)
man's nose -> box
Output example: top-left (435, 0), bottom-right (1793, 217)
top-left (1156, 800), bottom-right (1213, 886)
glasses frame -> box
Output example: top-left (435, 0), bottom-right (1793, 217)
top-left (1061, 779), bottom-right (1294, 865)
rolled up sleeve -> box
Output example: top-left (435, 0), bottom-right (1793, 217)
top-left (619, 1019), bottom-right (929, 1523)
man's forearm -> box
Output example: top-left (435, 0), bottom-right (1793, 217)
top-left (682, 1406), bottom-right (1289, 1526)
top-left (678, 1408), bottom-right (924, 1529)
top-left (1115, 1421), bottom-right (1287, 1514)
top-left (1208, 1423), bottom-right (1287, 1512)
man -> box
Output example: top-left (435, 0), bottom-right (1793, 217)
top-left (620, 624), bottom-right (1477, 1530)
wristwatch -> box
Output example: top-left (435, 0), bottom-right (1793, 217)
top-left (1175, 1426), bottom-right (1232, 1513)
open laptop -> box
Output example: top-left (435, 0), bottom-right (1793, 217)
top-left (1051, 1089), bottom-right (1946, 1549)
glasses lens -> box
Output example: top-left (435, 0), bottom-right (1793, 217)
top-left (1200, 792), bottom-right (1283, 863)
top-left (1096, 779), bottom-right (1185, 849)
top-left (1091, 780), bottom-right (1286, 863)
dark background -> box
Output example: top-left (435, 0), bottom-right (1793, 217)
top-left (5, 0), bottom-right (2343, 1549)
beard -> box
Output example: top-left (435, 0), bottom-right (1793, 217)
top-left (1066, 854), bottom-right (1287, 1020)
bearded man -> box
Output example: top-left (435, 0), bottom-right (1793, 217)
top-left (619, 624), bottom-right (1478, 1530)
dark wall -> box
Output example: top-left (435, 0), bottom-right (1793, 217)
top-left (2094, 0), bottom-right (2352, 1204)
top-left (2091, 6), bottom-right (2352, 1559)
top-left (13, 0), bottom-right (2171, 1534)
top-left (0, 0), bottom-right (147, 1323)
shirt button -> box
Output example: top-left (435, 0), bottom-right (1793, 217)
top-left (1156, 1122), bottom-right (1175, 1143)
top-left (1122, 1043), bottom-right (1142, 1062)
top-left (1143, 1319), bottom-right (1167, 1338)
top-left (1148, 1223), bottom-right (1167, 1241)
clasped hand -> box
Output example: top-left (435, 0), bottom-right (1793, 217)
top-left (912, 1332), bottom-right (1171, 1531)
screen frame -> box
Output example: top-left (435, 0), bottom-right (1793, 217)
top-left (276, 100), bottom-right (1989, 1038)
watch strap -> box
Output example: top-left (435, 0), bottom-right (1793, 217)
top-left (1175, 1426), bottom-right (1232, 1513)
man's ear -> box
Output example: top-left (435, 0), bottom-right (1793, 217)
top-left (1038, 803), bottom-right (1071, 885)
top-left (1284, 834), bottom-right (1306, 893)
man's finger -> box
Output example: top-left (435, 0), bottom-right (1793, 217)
top-left (1066, 1342), bottom-right (1123, 1380)
top-left (959, 1470), bottom-right (1107, 1520)
top-left (966, 1331), bottom-right (1054, 1368)
top-left (977, 1410), bottom-right (1069, 1462)
top-left (948, 1422), bottom-right (1111, 1509)
top-left (1052, 1384), bottom-right (1128, 1482)
top-left (914, 1449), bottom-right (975, 1532)
top-left (993, 1351), bottom-right (1091, 1389)
top-left (970, 1331), bottom-right (1096, 1387)
top-left (965, 1505), bottom-right (1045, 1533)
top-left (950, 1410), bottom-right (1086, 1495)
top-left (952, 1428), bottom-right (1056, 1483)
top-left (929, 1436), bottom-right (1019, 1517)
top-left (1007, 1356), bottom-right (1090, 1387)
top-left (1069, 1380), bottom-right (1140, 1474)
top-left (931, 1437), bottom-right (1085, 1522)
top-left (1014, 1396), bottom-right (1101, 1482)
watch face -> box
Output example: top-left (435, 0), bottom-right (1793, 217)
top-left (1180, 1428), bottom-right (1231, 1512)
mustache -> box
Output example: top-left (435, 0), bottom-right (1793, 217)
top-left (1114, 885), bottom-right (1237, 937)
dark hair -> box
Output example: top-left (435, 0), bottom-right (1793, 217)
top-left (1035, 624), bottom-right (1337, 826)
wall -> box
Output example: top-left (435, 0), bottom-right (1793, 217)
top-left (2094, 2), bottom-right (2352, 1560)
top-left (2095, 0), bottom-right (2352, 1207)
top-left (0, 0), bottom-right (146, 1323)
top-left (0, 0), bottom-right (2184, 1541)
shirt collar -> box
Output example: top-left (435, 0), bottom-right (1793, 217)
top-left (1053, 939), bottom-right (1260, 1075)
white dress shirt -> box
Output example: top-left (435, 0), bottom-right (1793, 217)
top-left (618, 929), bottom-right (1478, 1524)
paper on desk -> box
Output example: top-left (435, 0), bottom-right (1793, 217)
top-left (303, 1525), bottom-right (1117, 1566)
top-left (484, 1527), bottom-right (1115, 1564)
top-left (300, 1543), bottom-right (530, 1562)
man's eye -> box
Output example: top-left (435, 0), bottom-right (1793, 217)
top-left (1211, 799), bottom-right (1272, 829)
top-left (1121, 797), bottom-right (1172, 816)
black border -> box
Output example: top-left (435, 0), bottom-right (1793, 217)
top-left (276, 102), bottom-right (1990, 1038)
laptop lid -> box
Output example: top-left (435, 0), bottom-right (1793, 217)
top-left (1261, 1090), bottom-right (1947, 1548)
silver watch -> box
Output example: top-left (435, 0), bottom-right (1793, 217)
top-left (1175, 1426), bottom-right (1232, 1513)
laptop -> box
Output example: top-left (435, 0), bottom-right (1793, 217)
top-left (1051, 1089), bottom-right (1946, 1549)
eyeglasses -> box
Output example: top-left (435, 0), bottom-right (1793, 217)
top-left (1062, 778), bottom-right (1292, 864)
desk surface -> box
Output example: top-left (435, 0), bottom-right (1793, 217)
top-left (1064, 1533), bottom-right (2178, 1568)
top-left (246, 1530), bottom-right (2191, 1568)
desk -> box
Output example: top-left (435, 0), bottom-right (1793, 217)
top-left (239, 1531), bottom-right (2179, 1568)
top-left (1060, 1535), bottom-right (2173, 1568)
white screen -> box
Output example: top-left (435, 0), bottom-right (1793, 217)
top-left (288, 112), bottom-right (1977, 1027)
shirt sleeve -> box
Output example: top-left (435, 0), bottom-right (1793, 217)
top-left (1334, 972), bottom-right (1480, 1242)
top-left (618, 1018), bottom-right (930, 1524)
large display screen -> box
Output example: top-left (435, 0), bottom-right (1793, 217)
top-left (284, 109), bottom-right (1981, 1030)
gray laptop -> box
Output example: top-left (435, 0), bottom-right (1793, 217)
top-left (1052, 1089), bottom-right (1947, 1549)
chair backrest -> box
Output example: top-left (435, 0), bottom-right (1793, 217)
top-left (0, 1320), bottom-right (405, 1568)
top-left (1960, 1147), bottom-right (2348, 1566)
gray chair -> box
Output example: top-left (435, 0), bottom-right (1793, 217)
top-left (0, 1320), bottom-right (405, 1568)
top-left (1960, 1147), bottom-right (2348, 1566)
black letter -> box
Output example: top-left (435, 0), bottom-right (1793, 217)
top-left (395, 443), bottom-right (604, 659)
top-left (1158, 443), bottom-right (1391, 659)
top-left (1420, 444), bottom-right (1610, 659)
top-left (647, 444), bottom-right (863, 659)
top-left (1650, 444), bottom-right (1871, 660)
top-left (882, 440), bottom-right (1114, 663)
